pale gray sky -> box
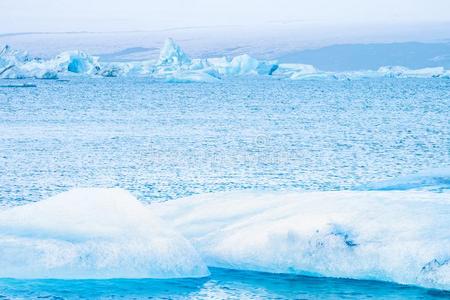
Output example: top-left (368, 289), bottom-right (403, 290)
top-left (2, 0), bottom-right (450, 33)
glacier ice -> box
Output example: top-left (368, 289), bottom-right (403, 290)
top-left (0, 184), bottom-right (448, 289)
top-left (152, 190), bottom-right (450, 290)
top-left (273, 63), bottom-right (318, 79)
top-left (157, 38), bottom-right (192, 66)
top-left (1, 40), bottom-right (450, 81)
top-left (0, 188), bottom-right (209, 279)
top-left (163, 70), bottom-right (220, 83)
top-left (0, 47), bottom-right (100, 79)
top-left (207, 54), bottom-right (278, 76)
top-left (358, 168), bottom-right (450, 192)
top-left (377, 66), bottom-right (446, 78)
top-left (50, 50), bottom-right (100, 74)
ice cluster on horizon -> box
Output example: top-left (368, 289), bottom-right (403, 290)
top-left (2, 39), bottom-right (450, 81)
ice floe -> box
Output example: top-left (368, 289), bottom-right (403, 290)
top-left (377, 66), bottom-right (446, 78)
top-left (1, 39), bottom-right (450, 81)
top-left (152, 190), bottom-right (450, 290)
top-left (358, 167), bottom-right (450, 192)
top-left (0, 181), bottom-right (449, 289)
top-left (0, 188), bottom-right (208, 279)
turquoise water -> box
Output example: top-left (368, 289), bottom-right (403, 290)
top-left (1, 268), bottom-right (449, 299)
top-left (0, 77), bottom-right (449, 298)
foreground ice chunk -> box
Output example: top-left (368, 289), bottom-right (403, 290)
top-left (153, 190), bottom-right (450, 290)
top-left (0, 188), bottom-right (208, 279)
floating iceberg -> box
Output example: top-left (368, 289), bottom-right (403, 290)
top-left (163, 70), bottom-right (220, 83)
top-left (377, 66), bottom-right (446, 78)
top-left (0, 46), bottom-right (99, 79)
top-left (207, 54), bottom-right (278, 76)
top-left (157, 38), bottom-right (191, 66)
top-left (0, 45), bottom-right (31, 79)
top-left (50, 50), bottom-right (100, 74)
top-left (358, 168), bottom-right (450, 192)
top-left (273, 63), bottom-right (318, 79)
top-left (0, 188), bottom-right (208, 279)
top-left (0, 185), bottom-right (449, 289)
top-left (152, 190), bottom-right (450, 290)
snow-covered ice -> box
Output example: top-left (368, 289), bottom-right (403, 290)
top-left (0, 188), bottom-right (208, 279)
top-left (2, 187), bottom-right (449, 289)
top-left (152, 190), bottom-right (450, 290)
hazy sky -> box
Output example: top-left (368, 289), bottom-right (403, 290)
top-left (2, 0), bottom-right (450, 33)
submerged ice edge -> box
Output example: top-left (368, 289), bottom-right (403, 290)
top-left (1, 39), bottom-right (450, 82)
top-left (356, 167), bottom-right (450, 192)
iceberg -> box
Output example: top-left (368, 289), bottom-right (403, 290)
top-left (358, 168), bottom-right (450, 192)
top-left (207, 54), bottom-right (278, 76)
top-left (377, 66), bottom-right (445, 78)
top-left (0, 188), bottom-right (208, 279)
top-left (157, 38), bottom-right (191, 66)
top-left (0, 45), bottom-right (30, 79)
top-left (273, 63), bottom-right (318, 79)
top-left (49, 50), bottom-right (100, 74)
top-left (99, 61), bottom-right (155, 77)
top-left (152, 190), bottom-right (450, 290)
top-left (163, 70), bottom-right (220, 83)
top-left (0, 184), bottom-right (448, 289)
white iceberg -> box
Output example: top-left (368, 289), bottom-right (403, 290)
top-left (359, 167), bottom-right (450, 191)
top-left (206, 54), bottom-right (278, 76)
top-left (0, 188), bottom-right (208, 279)
top-left (273, 63), bottom-right (318, 79)
top-left (0, 46), bottom-right (99, 79)
top-left (163, 70), bottom-right (220, 83)
top-left (49, 50), bottom-right (100, 74)
top-left (157, 38), bottom-right (191, 67)
top-left (378, 66), bottom-right (445, 78)
top-left (0, 45), bottom-right (31, 79)
top-left (152, 190), bottom-right (450, 290)
top-left (99, 61), bottom-right (155, 77)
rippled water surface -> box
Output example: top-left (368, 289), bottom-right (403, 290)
top-left (0, 77), bottom-right (449, 206)
top-left (0, 77), bottom-right (449, 298)
top-left (1, 268), bottom-right (450, 300)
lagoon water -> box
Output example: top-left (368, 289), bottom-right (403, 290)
top-left (0, 77), bottom-right (449, 298)
top-left (1, 268), bottom-right (450, 300)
